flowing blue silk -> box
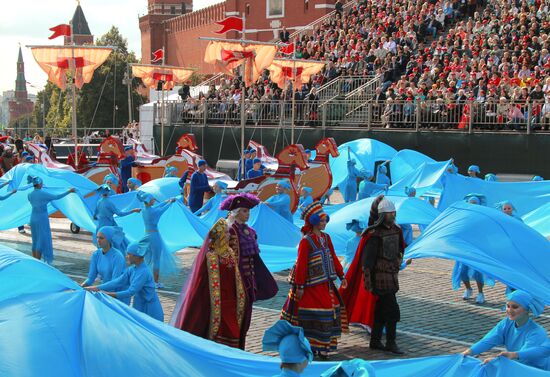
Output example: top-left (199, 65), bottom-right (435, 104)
top-left (0, 164), bottom-right (97, 231)
top-left (387, 160), bottom-right (452, 199)
top-left (438, 174), bottom-right (550, 216)
top-left (523, 202), bottom-right (550, 239)
top-left (389, 149), bottom-right (436, 184)
top-left (1, 246), bottom-right (548, 377)
top-left (325, 196), bottom-right (441, 254)
top-left (406, 202), bottom-right (550, 304)
top-left (330, 139), bottom-right (397, 189)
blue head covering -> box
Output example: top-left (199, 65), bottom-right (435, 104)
top-left (321, 359), bottom-right (377, 377)
top-left (346, 219), bottom-right (364, 234)
top-left (243, 149), bottom-right (250, 155)
top-left (532, 176), bottom-right (544, 181)
top-left (165, 166), bottom-right (178, 176)
top-left (302, 186), bottom-right (313, 194)
top-left (27, 175), bottom-right (43, 186)
top-left (468, 165), bottom-right (480, 174)
top-left (97, 226), bottom-right (125, 248)
top-left (507, 290), bottom-right (544, 317)
top-left (197, 159), bottom-right (207, 167)
top-left (124, 146), bottom-right (133, 151)
top-left (305, 149), bottom-right (311, 154)
top-left (136, 191), bottom-right (155, 205)
top-left (495, 200), bottom-right (516, 213)
top-left (103, 173), bottom-right (119, 186)
top-left (484, 173), bottom-right (498, 181)
top-left (278, 180), bottom-right (291, 190)
top-left (464, 193), bottom-right (486, 206)
top-left (21, 151), bottom-right (28, 157)
top-left (96, 184), bottom-right (112, 196)
top-left (405, 186), bottom-right (416, 197)
top-left (25, 156), bottom-right (34, 162)
top-left (249, 148), bottom-right (256, 154)
top-left (216, 180), bottom-right (228, 190)
top-left (127, 178), bottom-right (142, 187)
top-left (253, 158), bottom-right (261, 165)
top-left (378, 165), bottom-right (387, 175)
top-left (126, 242), bottom-right (146, 257)
top-left (262, 320), bottom-right (313, 363)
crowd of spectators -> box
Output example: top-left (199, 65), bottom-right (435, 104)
top-left (178, 0), bottom-right (550, 131)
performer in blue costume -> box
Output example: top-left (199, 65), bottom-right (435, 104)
top-left (343, 219), bottom-right (364, 269)
top-left (462, 290), bottom-right (549, 371)
top-left (81, 226), bottom-right (129, 304)
top-left (93, 184), bottom-right (140, 250)
top-left (120, 147), bottom-right (136, 192)
top-left (453, 194), bottom-right (491, 304)
top-left (375, 163), bottom-right (391, 186)
top-left (358, 171), bottom-right (386, 200)
top-left (247, 158), bottom-right (264, 179)
top-left (237, 149), bottom-right (251, 181)
top-left (27, 176), bottom-right (75, 264)
top-left (87, 242), bottom-right (164, 321)
top-left (246, 149), bottom-right (257, 174)
top-left (532, 175), bottom-right (544, 181)
top-left (297, 187), bottom-right (313, 214)
top-left (467, 165), bottom-right (481, 178)
top-left (164, 165), bottom-right (178, 178)
top-left (484, 173), bottom-right (498, 181)
top-left (188, 160), bottom-right (212, 213)
top-left (495, 200), bottom-right (523, 222)
top-left (343, 159), bottom-right (362, 203)
top-left (126, 177), bottom-right (142, 192)
top-left (194, 180), bottom-right (228, 216)
top-left (265, 180), bottom-right (294, 223)
top-left (304, 149), bottom-right (313, 163)
top-left (262, 320), bottom-right (313, 377)
top-left (137, 191), bottom-right (177, 288)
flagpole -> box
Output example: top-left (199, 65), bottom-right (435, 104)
top-left (161, 45), bottom-right (165, 156)
top-left (240, 13), bottom-right (246, 180)
top-left (291, 52), bottom-right (297, 145)
top-left (69, 20), bottom-right (79, 170)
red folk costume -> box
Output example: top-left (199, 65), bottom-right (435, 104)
top-left (281, 202), bottom-right (348, 354)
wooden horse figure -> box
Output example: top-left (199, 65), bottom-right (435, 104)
top-left (297, 137), bottom-right (339, 200)
top-left (83, 136), bottom-right (125, 192)
top-left (132, 134), bottom-right (198, 184)
top-left (235, 144), bottom-right (310, 213)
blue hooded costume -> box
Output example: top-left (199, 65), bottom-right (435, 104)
top-left (265, 180), bottom-right (294, 223)
top-left (375, 164), bottom-right (391, 186)
top-left (297, 187), bottom-right (313, 213)
top-left (343, 159), bottom-right (362, 203)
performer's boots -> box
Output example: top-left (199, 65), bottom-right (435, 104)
top-left (385, 321), bottom-right (405, 355)
top-left (369, 321), bottom-right (386, 350)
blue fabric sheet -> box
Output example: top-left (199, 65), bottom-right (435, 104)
top-left (1, 245), bottom-right (549, 377)
top-left (0, 164), bottom-right (98, 231)
top-left (523, 202), bottom-right (550, 239)
top-left (387, 160), bottom-right (451, 199)
top-left (438, 174), bottom-right (550, 216)
top-left (325, 196), bottom-right (441, 254)
top-left (389, 149), bottom-right (437, 184)
top-left (330, 139), bottom-right (397, 189)
top-left (406, 202), bottom-right (550, 305)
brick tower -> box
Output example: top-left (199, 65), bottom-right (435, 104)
top-left (8, 47), bottom-right (34, 124)
top-left (65, 2), bottom-right (94, 45)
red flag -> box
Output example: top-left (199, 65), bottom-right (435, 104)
top-left (151, 49), bottom-right (164, 63)
top-left (49, 24), bottom-right (72, 40)
top-left (221, 49), bottom-right (254, 64)
top-left (279, 43), bottom-right (295, 55)
top-left (214, 16), bottom-right (243, 34)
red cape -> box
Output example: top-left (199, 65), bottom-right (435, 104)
top-left (339, 232), bottom-right (377, 328)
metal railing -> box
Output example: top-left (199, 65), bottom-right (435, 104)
top-left (161, 99), bottom-right (550, 133)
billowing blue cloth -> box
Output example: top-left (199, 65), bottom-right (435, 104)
top-left (387, 160), bottom-right (451, 199)
top-left (249, 204), bottom-right (301, 247)
top-left (325, 196), bottom-right (440, 254)
top-left (390, 149), bottom-right (436, 184)
top-left (523, 202), bottom-right (550, 239)
top-left (358, 180), bottom-right (386, 200)
top-left (2, 245), bottom-right (549, 377)
top-left (330, 139), bottom-right (397, 189)
top-left (343, 235), bottom-right (361, 269)
top-left (406, 202), bottom-right (550, 304)
top-left (0, 164), bottom-right (97, 232)
top-left (194, 193), bottom-right (227, 217)
top-left (438, 174), bottom-right (550, 216)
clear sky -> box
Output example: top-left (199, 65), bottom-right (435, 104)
top-left (0, 0), bottom-right (221, 95)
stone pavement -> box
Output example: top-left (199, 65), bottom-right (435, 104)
top-left (2, 219), bottom-right (549, 363)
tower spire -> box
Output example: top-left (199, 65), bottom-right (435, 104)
top-left (15, 45), bottom-right (28, 98)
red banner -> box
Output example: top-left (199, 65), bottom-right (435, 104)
top-left (214, 16), bottom-right (243, 34)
